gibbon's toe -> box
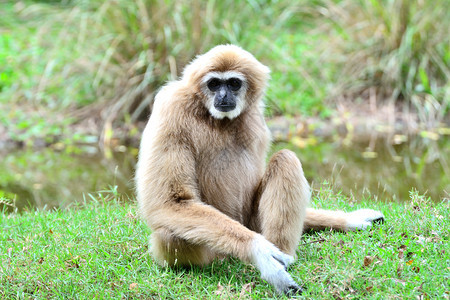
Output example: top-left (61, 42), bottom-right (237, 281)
top-left (363, 209), bottom-right (385, 223)
top-left (346, 209), bottom-right (385, 231)
top-left (372, 216), bottom-right (385, 224)
top-left (284, 283), bottom-right (303, 296)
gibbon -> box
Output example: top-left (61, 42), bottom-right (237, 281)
top-left (135, 45), bottom-right (384, 295)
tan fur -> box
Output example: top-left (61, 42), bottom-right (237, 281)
top-left (249, 149), bottom-right (309, 256)
top-left (136, 45), bottom-right (271, 265)
top-left (135, 45), bottom-right (382, 275)
top-left (304, 209), bottom-right (349, 232)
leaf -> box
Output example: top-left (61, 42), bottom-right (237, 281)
top-left (240, 282), bottom-right (255, 297)
top-left (362, 151), bottom-right (378, 159)
top-left (290, 136), bottom-right (307, 148)
top-left (129, 283), bottom-right (138, 290)
top-left (64, 260), bottom-right (80, 269)
top-left (397, 264), bottom-right (404, 277)
top-left (363, 256), bottom-right (375, 267)
top-left (394, 279), bottom-right (406, 286)
top-left (215, 283), bottom-right (224, 295)
top-left (420, 131), bottom-right (439, 140)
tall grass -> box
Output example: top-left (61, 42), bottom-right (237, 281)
top-left (317, 0), bottom-right (449, 122)
top-left (0, 0), bottom-right (448, 143)
top-left (1, 0), bottom-right (313, 142)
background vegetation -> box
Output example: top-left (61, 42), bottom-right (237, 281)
top-left (1, 2), bottom-right (449, 298)
top-left (1, 0), bottom-right (448, 145)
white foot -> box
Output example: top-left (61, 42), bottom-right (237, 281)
top-left (346, 209), bottom-right (385, 231)
top-left (250, 235), bottom-right (302, 295)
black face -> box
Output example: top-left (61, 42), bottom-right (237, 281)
top-left (207, 77), bottom-right (242, 112)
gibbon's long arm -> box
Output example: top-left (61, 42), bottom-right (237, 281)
top-left (151, 200), bottom-right (257, 260)
top-left (138, 132), bottom-right (256, 261)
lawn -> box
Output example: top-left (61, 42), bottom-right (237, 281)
top-left (1, 187), bottom-right (448, 299)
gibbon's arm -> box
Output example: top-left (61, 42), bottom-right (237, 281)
top-left (138, 133), bottom-right (260, 261)
top-left (137, 129), bottom-right (300, 294)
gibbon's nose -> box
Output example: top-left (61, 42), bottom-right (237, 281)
top-left (218, 87), bottom-right (227, 99)
top-left (215, 89), bottom-right (236, 112)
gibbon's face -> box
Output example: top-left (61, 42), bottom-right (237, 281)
top-left (201, 71), bottom-right (248, 120)
top-left (182, 45), bottom-right (270, 119)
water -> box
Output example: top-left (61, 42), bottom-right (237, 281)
top-left (0, 147), bottom-right (136, 212)
top-left (273, 136), bottom-right (449, 202)
top-left (0, 137), bottom-right (448, 212)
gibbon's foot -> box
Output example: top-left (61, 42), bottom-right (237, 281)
top-left (346, 209), bottom-right (385, 231)
top-left (250, 235), bottom-right (302, 295)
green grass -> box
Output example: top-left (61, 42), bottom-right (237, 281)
top-left (1, 187), bottom-right (448, 299)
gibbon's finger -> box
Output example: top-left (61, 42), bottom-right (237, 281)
top-left (271, 249), bottom-right (295, 270)
top-left (251, 235), bottom-right (294, 266)
top-left (261, 257), bottom-right (301, 295)
top-left (271, 246), bottom-right (295, 269)
top-left (346, 209), bottom-right (385, 231)
top-left (250, 235), bottom-right (301, 294)
top-left (272, 255), bottom-right (289, 270)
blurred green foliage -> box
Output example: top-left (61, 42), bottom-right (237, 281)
top-left (0, 0), bottom-right (448, 143)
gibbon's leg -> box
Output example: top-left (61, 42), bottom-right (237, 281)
top-left (304, 208), bottom-right (385, 232)
top-left (251, 149), bottom-right (311, 256)
top-left (250, 149), bottom-right (385, 250)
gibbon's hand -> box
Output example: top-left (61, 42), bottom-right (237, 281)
top-left (250, 235), bottom-right (302, 295)
top-left (346, 209), bottom-right (385, 231)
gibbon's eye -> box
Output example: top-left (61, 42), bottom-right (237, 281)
top-left (227, 78), bottom-right (242, 91)
top-left (207, 78), bottom-right (221, 92)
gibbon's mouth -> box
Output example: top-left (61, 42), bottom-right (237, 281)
top-left (215, 104), bottom-right (236, 112)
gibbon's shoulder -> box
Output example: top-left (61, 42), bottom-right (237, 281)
top-left (154, 81), bottom-right (185, 108)
top-left (152, 81), bottom-right (193, 117)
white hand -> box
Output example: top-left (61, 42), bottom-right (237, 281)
top-left (250, 234), bottom-right (302, 295)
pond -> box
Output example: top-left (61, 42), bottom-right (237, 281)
top-left (0, 136), bottom-right (448, 213)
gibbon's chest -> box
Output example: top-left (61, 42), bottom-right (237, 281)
top-left (196, 145), bottom-right (261, 221)
top-left (192, 122), bottom-right (268, 221)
